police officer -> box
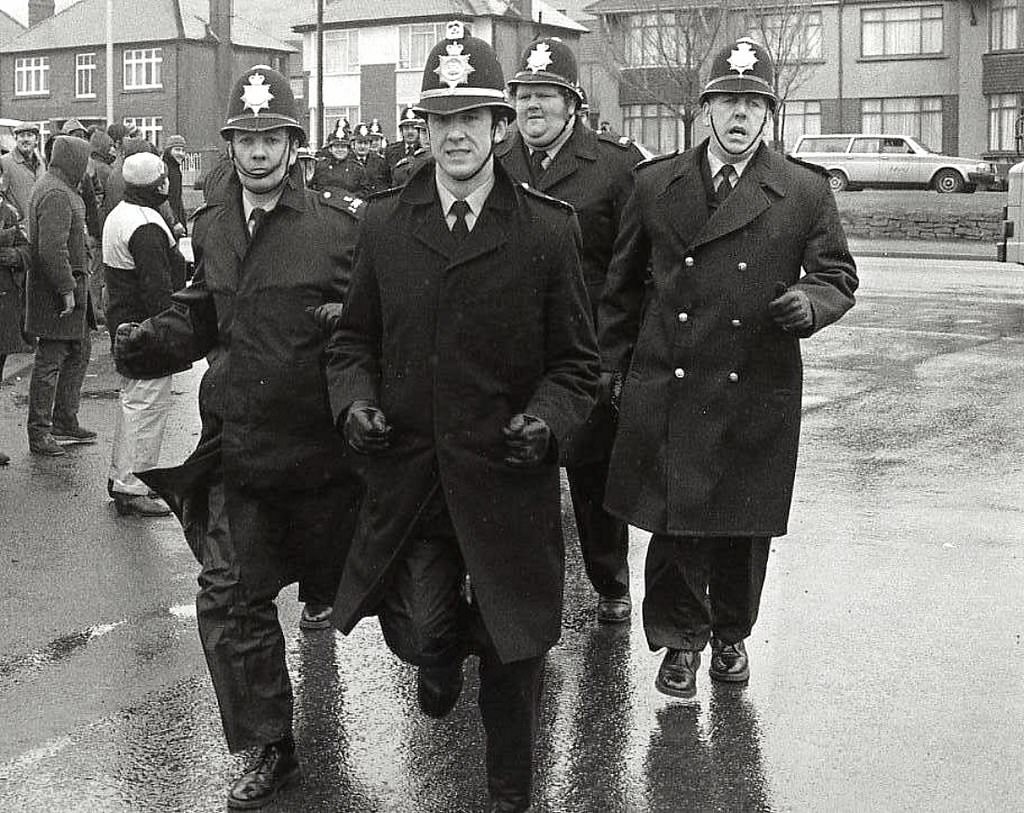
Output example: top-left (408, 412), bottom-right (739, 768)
top-left (384, 106), bottom-right (425, 181)
top-left (325, 22), bottom-right (599, 813)
top-left (599, 38), bottom-right (859, 698)
top-left (113, 65), bottom-right (364, 808)
top-left (349, 122), bottom-right (388, 195)
top-left (498, 36), bottom-right (644, 625)
top-left (310, 131), bottom-right (365, 195)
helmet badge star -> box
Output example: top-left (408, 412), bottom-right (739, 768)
top-left (445, 21), bottom-right (465, 40)
top-left (241, 73), bottom-right (274, 115)
top-left (526, 42), bottom-right (554, 74)
top-left (727, 41), bottom-right (759, 75)
top-left (435, 42), bottom-right (475, 89)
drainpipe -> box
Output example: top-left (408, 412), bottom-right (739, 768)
top-left (837, 0), bottom-right (845, 131)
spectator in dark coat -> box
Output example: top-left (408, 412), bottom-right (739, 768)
top-left (162, 134), bottom-right (189, 232)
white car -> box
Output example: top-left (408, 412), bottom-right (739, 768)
top-left (791, 133), bottom-right (996, 193)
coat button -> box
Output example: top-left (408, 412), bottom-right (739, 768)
top-left (684, 256), bottom-right (694, 267)
top-left (728, 372), bottom-right (739, 382)
top-left (678, 312), bottom-right (689, 323)
top-left (674, 368), bottom-right (685, 379)
top-left (737, 261), bottom-right (747, 271)
top-left (731, 318), bottom-right (742, 328)
top-left (323, 191), bottom-right (332, 199)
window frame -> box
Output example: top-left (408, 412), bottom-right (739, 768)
top-left (754, 10), bottom-right (824, 63)
top-left (779, 99), bottom-right (821, 152)
top-left (988, 93), bottom-right (1019, 152)
top-left (324, 30), bottom-right (359, 75)
top-left (398, 22), bottom-right (447, 70)
top-left (622, 103), bottom-right (682, 154)
top-left (861, 96), bottom-right (943, 151)
top-left (860, 4), bottom-right (944, 58)
top-left (123, 47), bottom-right (163, 91)
top-left (122, 116), bottom-right (164, 148)
top-left (76, 52), bottom-right (97, 99)
top-left (14, 56), bottom-right (50, 97)
top-left (989, 0), bottom-right (1018, 51)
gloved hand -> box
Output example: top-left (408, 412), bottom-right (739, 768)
top-left (0, 246), bottom-right (21, 267)
top-left (112, 322), bottom-right (144, 377)
top-left (502, 413), bottom-right (550, 467)
top-left (311, 302), bottom-right (345, 333)
top-left (343, 400), bottom-right (391, 454)
top-left (768, 285), bottom-right (813, 332)
top-left (58, 291), bottom-right (75, 318)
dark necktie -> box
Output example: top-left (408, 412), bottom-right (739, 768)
top-left (248, 207), bottom-right (266, 239)
top-left (715, 165), bottom-right (735, 206)
top-left (450, 200), bottom-right (470, 242)
top-left (529, 150), bottom-right (547, 184)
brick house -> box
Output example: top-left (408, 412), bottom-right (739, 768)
top-left (292, 0), bottom-right (587, 149)
top-left (0, 0), bottom-right (295, 152)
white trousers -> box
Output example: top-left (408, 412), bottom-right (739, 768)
top-left (109, 374), bottom-right (173, 495)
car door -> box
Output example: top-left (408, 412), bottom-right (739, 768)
top-left (878, 137), bottom-right (916, 185)
top-left (848, 137), bottom-right (883, 184)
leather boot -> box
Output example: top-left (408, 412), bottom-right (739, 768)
top-left (709, 638), bottom-right (750, 683)
top-left (113, 493), bottom-right (172, 517)
top-left (227, 740), bottom-right (300, 809)
top-left (655, 649), bottom-right (701, 699)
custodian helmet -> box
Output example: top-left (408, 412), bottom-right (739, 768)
top-left (699, 37), bottom-right (777, 111)
top-left (506, 36), bottom-right (584, 104)
top-left (220, 65), bottom-right (307, 144)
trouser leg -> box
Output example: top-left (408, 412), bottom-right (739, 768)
top-left (27, 338), bottom-right (67, 439)
top-left (643, 534), bottom-right (714, 652)
top-left (52, 332), bottom-right (91, 429)
top-left (478, 652), bottom-right (544, 810)
top-left (109, 374), bottom-right (173, 495)
top-left (709, 536), bottom-right (771, 644)
top-left (566, 459), bottom-right (629, 598)
top-left (297, 475), bottom-right (364, 606)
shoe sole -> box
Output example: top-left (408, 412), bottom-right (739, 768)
top-left (226, 766), bottom-right (301, 810)
top-left (709, 668), bottom-right (750, 683)
top-left (52, 437), bottom-right (97, 444)
top-left (299, 617), bottom-right (332, 630)
top-left (654, 674), bottom-right (698, 699)
top-left (30, 448), bottom-right (66, 457)
top-left (113, 498), bottom-right (172, 517)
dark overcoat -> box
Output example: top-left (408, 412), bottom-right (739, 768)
top-left (498, 125), bottom-right (642, 464)
top-left (117, 170), bottom-right (362, 494)
top-left (325, 161), bottom-right (600, 663)
top-left (599, 141), bottom-right (858, 537)
top-left (0, 201), bottom-right (32, 355)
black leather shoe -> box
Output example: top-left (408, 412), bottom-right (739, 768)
top-left (417, 662), bottom-right (463, 718)
top-left (227, 741), bottom-right (300, 809)
top-left (655, 649), bottom-right (700, 699)
top-left (709, 638), bottom-right (750, 683)
top-left (596, 594), bottom-right (632, 624)
top-left (299, 603), bottom-right (333, 630)
top-left (51, 424), bottom-right (97, 443)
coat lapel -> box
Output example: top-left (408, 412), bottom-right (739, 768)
top-left (655, 150), bottom-right (709, 251)
top-left (452, 179), bottom-right (513, 267)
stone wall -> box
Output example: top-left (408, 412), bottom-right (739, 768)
top-left (836, 197), bottom-right (1003, 242)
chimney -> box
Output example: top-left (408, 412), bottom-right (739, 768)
top-left (28, 0), bottom-right (55, 27)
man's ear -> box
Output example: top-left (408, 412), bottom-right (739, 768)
top-left (492, 117), bottom-right (509, 144)
top-left (702, 101), bottom-right (712, 127)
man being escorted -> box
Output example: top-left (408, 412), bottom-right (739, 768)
top-left (113, 66), bottom-right (363, 808)
top-left (498, 36), bottom-right (644, 625)
top-left (326, 24), bottom-right (599, 813)
top-left (25, 135), bottom-right (97, 456)
top-left (599, 38), bottom-right (858, 699)
top-left (103, 152), bottom-right (188, 517)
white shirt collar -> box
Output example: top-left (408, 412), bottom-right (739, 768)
top-left (241, 186), bottom-right (284, 223)
top-left (707, 147), bottom-right (754, 182)
top-left (527, 116), bottom-right (576, 166)
top-left (436, 163), bottom-right (496, 231)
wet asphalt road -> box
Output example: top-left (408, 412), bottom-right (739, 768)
top-left (1, 256), bottom-right (1022, 812)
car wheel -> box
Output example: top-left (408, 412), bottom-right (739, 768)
top-left (827, 170), bottom-right (849, 193)
top-left (933, 169), bottom-right (965, 193)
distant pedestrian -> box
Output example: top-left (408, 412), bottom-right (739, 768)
top-left (162, 134), bottom-right (189, 233)
top-left (25, 135), bottom-right (97, 457)
top-left (599, 38), bottom-right (859, 699)
top-left (0, 122), bottom-right (45, 235)
top-left (0, 176), bottom-right (33, 466)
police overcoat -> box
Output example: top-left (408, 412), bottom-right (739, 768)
top-left (119, 169), bottom-right (362, 499)
top-left (325, 161), bottom-right (600, 663)
top-left (497, 125), bottom-right (642, 464)
top-left (599, 141), bottom-right (858, 537)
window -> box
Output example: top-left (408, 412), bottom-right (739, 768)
top-left (622, 104), bottom-right (682, 153)
top-left (861, 5), bottom-right (943, 57)
top-left (780, 100), bottom-right (820, 152)
top-left (399, 23), bottom-right (447, 70)
top-left (325, 106), bottom-right (359, 135)
top-left (123, 48), bottom-right (162, 89)
top-left (990, 0), bottom-right (1018, 51)
top-left (755, 11), bottom-right (823, 62)
top-left (76, 53), bottom-right (96, 98)
top-left (989, 93), bottom-right (1019, 151)
top-left (625, 13), bottom-right (680, 66)
top-left (324, 30), bottom-right (359, 75)
top-left (123, 116), bottom-right (163, 147)
top-left (14, 56), bottom-right (49, 96)
top-left (861, 97), bottom-right (942, 151)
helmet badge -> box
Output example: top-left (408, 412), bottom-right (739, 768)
top-left (241, 72), bottom-right (275, 115)
top-left (434, 41), bottom-right (475, 89)
top-left (726, 41), bottom-right (759, 76)
top-left (526, 42), bottom-right (554, 74)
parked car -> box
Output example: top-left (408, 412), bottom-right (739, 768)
top-left (791, 133), bottom-right (996, 193)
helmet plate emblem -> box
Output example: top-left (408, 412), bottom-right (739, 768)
top-left (726, 42), bottom-right (758, 75)
top-left (526, 43), bottom-right (554, 74)
top-left (434, 42), bottom-right (475, 89)
top-left (241, 73), bottom-right (275, 115)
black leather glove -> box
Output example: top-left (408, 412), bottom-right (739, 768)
top-left (343, 400), bottom-right (391, 454)
top-left (112, 322), bottom-right (143, 377)
top-left (768, 285), bottom-right (813, 333)
top-left (502, 413), bottom-right (550, 467)
top-left (311, 302), bottom-right (345, 333)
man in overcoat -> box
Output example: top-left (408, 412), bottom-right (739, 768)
top-left (325, 24), bottom-right (599, 813)
top-left (25, 135), bottom-right (97, 456)
top-left (0, 122), bottom-right (45, 233)
top-left (113, 65), bottom-right (364, 809)
top-left (383, 106), bottom-right (425, 182)
top-left (498, 36), bottom-right (644, 625)
top-left (599, 38), bottom-right (859, 699)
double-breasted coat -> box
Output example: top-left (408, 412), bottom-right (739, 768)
top-left (599, 141), bottom-right (858, 537)
top-left (325, 161), bottom-right (600, 663)
top-left (497, 125), bottom-right (643, 464)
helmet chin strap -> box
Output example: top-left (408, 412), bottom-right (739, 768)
top-left (709, 104), bottom-right (770, 158)
top-left (229, 139), bottom-right (296, 192)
